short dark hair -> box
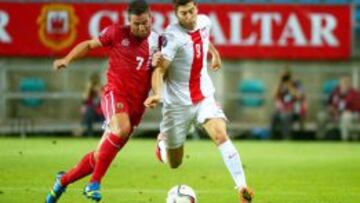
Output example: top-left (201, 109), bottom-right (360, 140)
top-left (128, 0), bottom-right (149, 15)
top-left (172, 0), bottom-right (196, 10)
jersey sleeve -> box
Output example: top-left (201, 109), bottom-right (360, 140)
top-left (161, 31), bottom-right (180, 62)
top-left (98, 25), bottom-right (116, 47)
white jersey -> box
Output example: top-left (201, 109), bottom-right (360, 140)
top-left (161, 14), bottom-right (215, 105)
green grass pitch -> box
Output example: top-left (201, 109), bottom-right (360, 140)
top-left (0, 138), bottom-right (359, 203)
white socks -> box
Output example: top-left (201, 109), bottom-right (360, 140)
top-left (159, 137), bottom-right (248, 189)
top-left (218, 140), bottom-right (247, 189)
top-left (158, 139), bottom-right (168, 163)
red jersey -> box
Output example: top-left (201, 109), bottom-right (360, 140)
top-left (328, 86), bottom-right (360, 113)
top-left (99, 25), bottom-right (160, 107)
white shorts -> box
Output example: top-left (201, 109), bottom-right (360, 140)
top-left (160, 96), bottom-right (227, 149)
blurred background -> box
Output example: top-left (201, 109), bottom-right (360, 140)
top-left (0, 0), bottom-right (359, 141)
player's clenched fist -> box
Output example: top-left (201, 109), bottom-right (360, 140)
top-left (144, 94), bottom-right (161, 109)
top-left (210, 54), bottom-right (221, 71)
top-left (53, 59), bottom-right (69, 71)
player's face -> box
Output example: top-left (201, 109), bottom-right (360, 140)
top-left (129, 12), bottom-right (151, 38)
top-left (340, 76), bottom-right (351, 93)
top-left (176, 2), bottom-right (198, 30)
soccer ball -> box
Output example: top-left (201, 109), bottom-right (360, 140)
top-left (166, 185), bottom-right (197, 203)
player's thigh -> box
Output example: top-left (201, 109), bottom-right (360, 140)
top-left (202, 118), bottom-right (228, 144)
top-left (101, 91), bottom-right (132, 137)
top-left (109, 112), bottom-right (132, 137)
top-left (197, 97), bottom-right (228, 145)
top-left (160, 104), bottom-right (194, 150)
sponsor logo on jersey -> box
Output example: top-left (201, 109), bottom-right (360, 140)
top-left (116, 102), bottom-right (124, 110)
top-left (121, 38), bottom-right (130, 47)
top-left (37, 4), bottom-right (79, 51)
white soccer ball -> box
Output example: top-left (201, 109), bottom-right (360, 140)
top-left (166, 185), bottom-right (197, 203)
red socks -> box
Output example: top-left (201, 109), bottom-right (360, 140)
top-left (59, 133), bottom-right (128, 186)
top-left (90, 133), bottom-right (129, 183)
top-left (60, 151), bottom-right (95, 186)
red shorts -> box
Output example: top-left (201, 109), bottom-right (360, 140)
top-left (101, 90), bottom-right (145, 127)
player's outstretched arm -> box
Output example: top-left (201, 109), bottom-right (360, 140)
top-left (209, 42), bottom-right (222, 71)
top-left (53, 39), bottom-right (102, 71)
top-left (144, 53), bottom-right (170, 109)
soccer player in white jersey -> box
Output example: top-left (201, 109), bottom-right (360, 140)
top-left (144, 0), bottom-right (254, 202)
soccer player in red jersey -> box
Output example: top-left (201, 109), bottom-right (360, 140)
top-left (45, 1), bottom-right (160, 202)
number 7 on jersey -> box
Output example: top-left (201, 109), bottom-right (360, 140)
top-left (136, 56), bottom-right (144, 70)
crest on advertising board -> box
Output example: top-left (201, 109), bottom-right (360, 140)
top-left (37, 4), bottom-right (79, 51)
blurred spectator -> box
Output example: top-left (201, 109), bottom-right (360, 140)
top-left (81, 73), bottom-right (104, 136)
top-left (270, 70), bottom-right (307, 140)
top-left (317, 76), bottom-right (360, 141)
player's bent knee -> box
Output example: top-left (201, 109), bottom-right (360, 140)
top-left (121, 125), bottom-right (132, 137)
top-left (213, 132), bottom-right (228, 146)
top-left (94, 151), bottom-right (99, 161)
top-left (111, 124), bottom-right (132, 137)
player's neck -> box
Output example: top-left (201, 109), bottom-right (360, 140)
top-left (179, 22), bottom-right (197, 32)
top-left (130, 33), bottom-right (149, 40)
